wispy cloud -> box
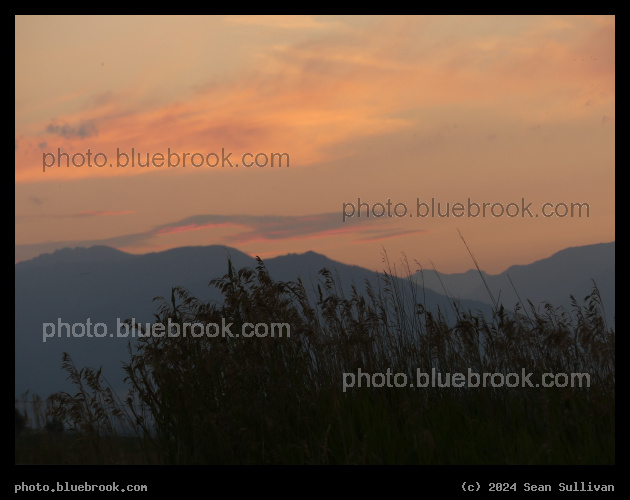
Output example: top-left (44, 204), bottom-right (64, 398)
top-left (16, 210), bottom-right (136, 220)
top-left (15, 212), bottom-right (423, 262)
top-left (71, 210), bottom-right (135, 217)
top-left (224, 15), bottom-right (345, 31)
top-left (28, 196), bottom-right (44, 206)
top-left (46, 121), bottom-right (98, 139)
top-left (354, 229), bottom-right (426, 243)
top-left (16, 16), bottom-right (613, 184)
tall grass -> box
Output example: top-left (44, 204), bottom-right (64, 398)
top-left (43, 254), bottom-right (614, 464)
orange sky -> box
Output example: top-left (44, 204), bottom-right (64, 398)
top-left (15, 15), bottom-right (614, 275)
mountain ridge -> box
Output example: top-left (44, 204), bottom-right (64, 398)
top-left (16, 244), bottom-right (491, 399)
top-left (16, 242), bottom-right (613, 399)
top-left (411, 241), bottom-right (614, 323)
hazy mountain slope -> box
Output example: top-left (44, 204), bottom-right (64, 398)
top-left (411, 242), bottom-right (615, 324)
top-left (16, 246), bottom-right (491, 399)
top-left (15, 246), bottom-right (255, 399)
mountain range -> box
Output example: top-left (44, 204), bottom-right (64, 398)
top-left (15, 245), bottom-right (490, 399)
top-left (15, 242), bottom-right (614, 399)
top-left (410, 241), bottom-right (614, 326)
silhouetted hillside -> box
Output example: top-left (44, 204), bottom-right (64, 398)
top-left (16, 246), bottom-right (491, 398)
top-left (411, 242), bottom-right (614, 325)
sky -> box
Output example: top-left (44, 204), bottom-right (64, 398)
top-left (15, 15), bottom-right (615, 275)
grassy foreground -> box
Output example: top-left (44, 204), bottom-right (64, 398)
top-left (16, 255), bottom-right (614, 464)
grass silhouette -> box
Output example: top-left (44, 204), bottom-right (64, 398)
top-left (18, 253), bottom-right (614, 464)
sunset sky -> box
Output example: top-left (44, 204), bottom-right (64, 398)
top-left (15, 15), bottom-right (614, 274)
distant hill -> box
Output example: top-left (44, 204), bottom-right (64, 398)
top-left (15, 245), bottom-right (491, 399)
top-left (410, 242), bottom-right (615, 326)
